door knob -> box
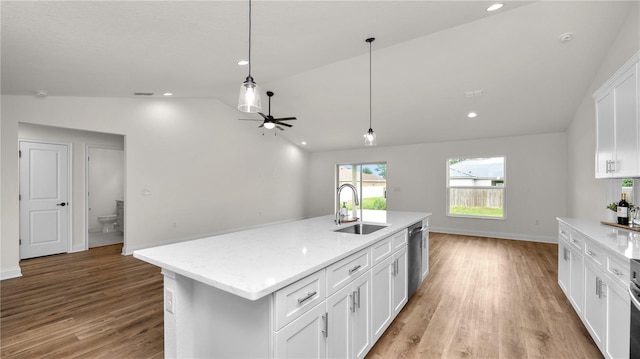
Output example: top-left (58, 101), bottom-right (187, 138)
top-left (56, 202), bottom-right (68, 206)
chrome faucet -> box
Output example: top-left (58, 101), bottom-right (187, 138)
top-left (336, 183), bottom-right (359, 225)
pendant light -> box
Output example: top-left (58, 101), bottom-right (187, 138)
top-left (363, 37), bottom-right (376, 146)
top-left (238, 0), bottom-right (262, 113)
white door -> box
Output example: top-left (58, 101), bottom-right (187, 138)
top-left (274, 303), bottom-right (327, 359)
top-left (326, 284), bottom-right (351, 359)
top-left (352, 272), bottom-right (371, 359)
top-left (392, 246), bottom-right (408, 316)
top-left (371, 256), bottom-right (393, 342)
top-left (583, 262), bottom-right (606, 352)
top-left (19, 141), bottom-right (70, 259)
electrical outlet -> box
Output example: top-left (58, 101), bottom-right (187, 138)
top-left (165, 288), bottom-right (175, 314)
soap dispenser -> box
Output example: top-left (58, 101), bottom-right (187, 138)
top-left (341, 202), bottom-right (348, 219)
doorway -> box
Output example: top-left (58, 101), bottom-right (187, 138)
top-left (87, 146), bottom-right (124, 248)
top-left (19, 140), bottom-right (71, 259)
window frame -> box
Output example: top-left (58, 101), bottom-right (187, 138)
top-left (446, 156), bottom-right (507, 220)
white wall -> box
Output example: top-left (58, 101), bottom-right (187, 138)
top-left (88, 147), bottom-right (124, 232)
top-left (1, 96), bottom-right (309, 279)
top-left (17, 123), bottom-right (125, 251)
top-left (566, 3), bottom-right (640, 220)
top-left (308, 132), bottom-right (567, 242)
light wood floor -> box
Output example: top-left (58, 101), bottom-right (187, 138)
top-left (0, 233), bottom-right (602, 358)
top-left (366, 233), bottom-right (602, 359)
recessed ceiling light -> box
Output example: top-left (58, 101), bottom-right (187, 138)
top-left (301, 141), bottom-right (307, 145)
top-left (467, 112), bottom-right (478, 118)
top-left (237, 60), bottom-right (249, 66)
top-left (486, 3), bottom-right (504, 11)
top-left (559, 32), bottom-right (574, 42)
top-left (163, 92), bottom-right (173, 96)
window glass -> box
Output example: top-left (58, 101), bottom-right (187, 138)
top-left (337, 163), bottom-right (387, 221)
top-left (447, 157), bottom-right (505, 218)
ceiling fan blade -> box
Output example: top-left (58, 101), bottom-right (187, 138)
top-left (273, 117), bottom-right (297, 121)
top-left (276, 126), bottom-right (285, 131)
top-left (238, 118), bottom-right (263, 121)
top-left (257, 112), bottom-right (268, 119)
top-left (276, 122), bottom-right (293, 127)
top-left (258, 124), bottom-right (264, 128)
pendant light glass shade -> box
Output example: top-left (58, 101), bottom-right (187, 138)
top-left (238, 76), bottom-right (262, 113)
top-left (237, 0), bottom-right (262, 113)
top-left (364, 128), bottom-right (376, 146)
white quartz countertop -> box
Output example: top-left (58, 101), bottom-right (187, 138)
top-left (557, 217), bottom-right (640, 260)
top-left (134, 211), bottom-right (430, 301)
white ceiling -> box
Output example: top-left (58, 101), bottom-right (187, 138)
top-left (1, 1), bottom-right (635, 152)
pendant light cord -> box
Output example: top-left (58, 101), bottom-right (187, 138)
top-left (369, 39), bottom-right (372, 129)
top-left (248, 0), bottom-right (252, 78)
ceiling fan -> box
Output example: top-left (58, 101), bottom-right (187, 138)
top-left (238, 91), bottom-right (296, 131)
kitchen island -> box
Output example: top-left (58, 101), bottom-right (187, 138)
top-left (134, 211), bottom-right (430, 358)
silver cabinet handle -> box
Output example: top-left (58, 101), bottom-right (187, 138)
top-left (357, 287), bottom-right (361, 309)
top-left (611, 268), bottom-right (623, 276)
top-left (596, 277), bottom-right (600, 297)
top-left (391, 260), bottom-right (396, 276)
top-left (570, 238), bottom-right (578, 243)
top-left (350, 293), bottom-right (355, 313)
top-left (322, 312), bottom-right (328, 337)
top-left (348, 264), bottom-right (361, 274)
top-left (586, 250), bottom-right (596, 257)
top-left (297, 291), bottom-right (317, 304)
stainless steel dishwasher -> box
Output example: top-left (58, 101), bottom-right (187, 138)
top-left (408, 221), bottom-right (427, 298)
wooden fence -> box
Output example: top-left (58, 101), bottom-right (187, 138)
top-left (449, 188), bottom-right (503, 208)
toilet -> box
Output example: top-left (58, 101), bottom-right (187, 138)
top-left (97, 215), bottom-right (117, 233)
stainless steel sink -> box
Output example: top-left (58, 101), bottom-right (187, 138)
top-left (334, 223), bottom-right (387, 235)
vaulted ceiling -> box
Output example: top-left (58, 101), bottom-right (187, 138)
top-left (1, 1), bottom-right (635, 152)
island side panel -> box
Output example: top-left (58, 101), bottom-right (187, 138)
top-left (163, 269), bottom-right (195, 359)
top-left (192, 279), bottom-right (272, 358)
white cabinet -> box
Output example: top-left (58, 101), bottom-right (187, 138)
top-left (604, 280), bottom-right (630, 359)
top-left (392, 246), bottom-right (408, 316)
top-left (371, 246), bottom-right (408, 342)
top-left (583, 260), bottom-right (606, 352)
top-left (421, 219), bottom-right (429, 281)
top-left (558, 220), bottom-right (631, 359)
top-left (326, 272), bottom-right (371, 359)
top-left (274, 303), bottom-right (327, 358)
top-left (594, 52), bottom-right (639, 178)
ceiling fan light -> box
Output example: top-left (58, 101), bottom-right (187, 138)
top-left (364, 128), bottom-right (376, 146)
top-left (238, 76), bottom-right (262, 113)
top-left (264, 121), bottom-right (276, 130)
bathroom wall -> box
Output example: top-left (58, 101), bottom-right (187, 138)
top-left (88, 147), bottom-right (124, 232)
top-left (17, 123), bottom-right (125, 251)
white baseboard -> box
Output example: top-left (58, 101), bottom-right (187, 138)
top-left (430, 226), bottom-right (557, 244)
top-left (1, 267), bottom-right (23, 280)
top-left (71, 242), bottom-right (86, 253)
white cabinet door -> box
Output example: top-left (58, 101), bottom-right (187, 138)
top-left (392, 246), bottom-right (408, 316)
top-left (583, 261), bottom-right (606, 352)
top-left (605, 281), bottom-right (630, 359)
top-left (275, 303), bottom-right (327, 359)
top-left (568, 246), bottom-right (584, 316)
top-left (327, 284), bottom-right (351, 359)
top-left (420, 230), bottom-right (429, 281)
top-left (352, 272), bottom-right (371, 359)
top-left (371, 256), bottom-right (393, 342)
top-left (558, 241), bottom-right (570, 295)
top-left (326, 271), bottom-right (371, 359)
top-left (595, 91), bottom-right (615, 178)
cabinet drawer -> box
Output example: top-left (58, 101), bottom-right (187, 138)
top-left (326, 249), bottom-right (370, 296)
top-left (567, 230), bottom-right (583, 251)
top-left (583, 238), bottom-right (605, 269)
top-left (371, 236), bottom-right (393, 267)
top-left (274, 270), bottom-right (326, 331)
top-left (391, 229), bottom-right (408, 252)
top-left (558, 223), bottom-right (570, 242)
top-left (606, 254), bottom-right (630, 288)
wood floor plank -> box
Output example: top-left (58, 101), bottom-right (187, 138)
top-left (1, 234), bottom-right (603, 358)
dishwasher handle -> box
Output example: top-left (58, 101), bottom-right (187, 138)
top-left (409, 227), bottom-right (427, 237)
top-left (630, 285), bottom-right (640, 312)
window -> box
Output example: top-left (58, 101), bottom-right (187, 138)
top-left (447, 157), bottom-right (505, 219)
top-left (337, 163), bottom-right (387, 220)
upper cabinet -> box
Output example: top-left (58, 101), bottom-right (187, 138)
top-left (594, 52), bottom-right (639, 178)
